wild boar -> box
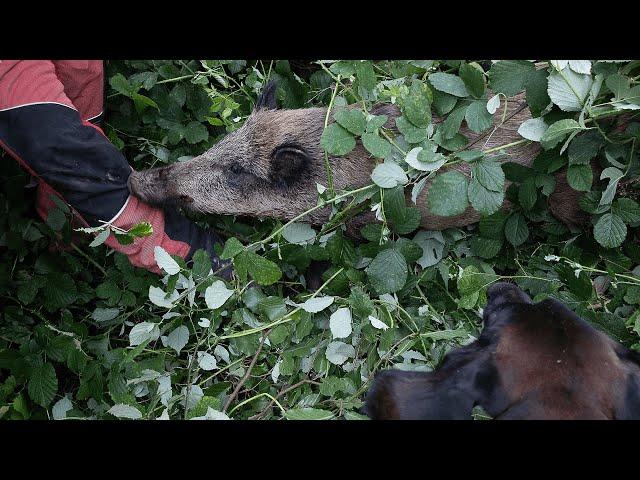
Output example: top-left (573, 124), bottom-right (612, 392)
top-left (127, 81), bottom-right (587, 234)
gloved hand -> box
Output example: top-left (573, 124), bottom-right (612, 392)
top-left (0, 60), bottom-right (231, 278)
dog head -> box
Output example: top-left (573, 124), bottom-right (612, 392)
top-left (364, 282), bottom-right (640, 420)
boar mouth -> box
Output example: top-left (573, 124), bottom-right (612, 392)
top-left (127, 171), bottom-right (195, 211)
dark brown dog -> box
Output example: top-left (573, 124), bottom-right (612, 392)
top-left (364, 282), bottom-right (640, 420)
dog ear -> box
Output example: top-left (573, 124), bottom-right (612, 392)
top-left (255, 81), bottom-right (278, 110)
top-left (363, 370), bottom-right (488, 420)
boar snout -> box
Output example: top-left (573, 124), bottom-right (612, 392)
top-left (128, 166), bottom-right (189, 208)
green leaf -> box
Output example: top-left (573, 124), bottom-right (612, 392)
top-left (517, 117), bottom-right (548, 142)
top-left (163, 325), bottom-right (190, 354)
top-left (547, 69), bottom-right (593, 112)
top-left (459, 62), bottom-right (486, 98)
top-left (427, 170), bottom-right (469, 216)
top-left (371, 162), bottom-right (408, 188)
top-left (184, 121), bottom-right (209, 144)
top-left (504, 213), bottom-right (530, 246)
top-left (439, 105), bottom-right (467, 139)
top-left (567, 131), bottom-right (604, 165)
top-left (334, 108), bottom-right (366, 136)
top-left (518, 177), bottom-right (538, 210)
top-left (282, 222), bottom-right (316, 245)
top-left (236, 251), bottom-right (282, 286)
top-left (366, 249), bottom-right (408, 294)
top-left (429, 72), bottom-right (469, 97)
top-left (525, 68), bottom-right (551, 116)
top-left (472, 159), bottom-right (505, 192)
top-left (204, 280), bottom-right (234, 309)
top-left (285, 408), bottom-right (335, 420)
top-left (567, 164), bottom-right (593, 192)
top-left (540, 119), bottom-right (583, 150)
top-left (221, 237), bottom-right (244, 260)
top-left (46, 209), bottom-right (66, 231)
top-left (396, 116), bottom-right (427, 143)
top-left (362, 132), bottom-right (392, 159)
top-left (465, 100), bottom-right (494, 133)
top-left (594, 213), bottom-right (627, 248)
top-left (599, 167), bottom-right (624, 206)
top-left (468, 179), bottom-right (503, 216)
top-left (612, 198), bottom-right (640, 224)
top-left (44, 274), bottom-right (77, 311)
top-left (320, 123), bottom-right (356, 156)
top-left (403, 81), bottom-right (432, 128)
top-left (355, 61), bottom-right (376, 91)
top-left (470, 236), bottom-right (503, 259)
top-left (28, 362), bottom-right (58, 407)
top-left (488, 61), bottom-right (536, 96)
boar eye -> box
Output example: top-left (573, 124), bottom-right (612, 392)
top-left (270, 144), bottom-right (310, 187)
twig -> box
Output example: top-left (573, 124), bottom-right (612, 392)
top-left (222, 332), bottom-right (269, 413)
top-left (251, 379), bottom-right (321, 420)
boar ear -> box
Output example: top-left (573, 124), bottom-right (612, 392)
top-left (270, 145), bottom-right (310, 186)
top-left (255, 81), bottom-right (278, 110)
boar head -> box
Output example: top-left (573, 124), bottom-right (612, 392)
top-left (128, 82), bottom-right (377, 227)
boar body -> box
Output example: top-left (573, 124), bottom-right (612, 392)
top-left (128, 83), bottom-right (586, 233)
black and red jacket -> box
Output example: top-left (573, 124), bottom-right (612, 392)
top-left (0, 60), bottom-right (227, 276)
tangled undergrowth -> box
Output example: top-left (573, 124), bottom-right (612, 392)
top-left (1, 60), bottom-right (639, 420)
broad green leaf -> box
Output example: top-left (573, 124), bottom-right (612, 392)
top-left (285, 408), bottom-right (335, 420)
top-left (403, 81), bottom-right (432, 128)
top-left (465, 100), bottom-right (493, 133)
top-left (547, 69), bottom-right (593, 112)
top-left (108, 404), bottom-right (143, 420)
top-left (517, 117), bottom-right (548, 141)
top-left (320, 123), bottom-right (356, 156)
top-left (197, 352), bottom-right (218, 371)
top-left (568, 131), bottom-right (604, 165)
top-left (204, 280), bottom-right (234, 309)
top-left (472, 159), bottom-right (505, 192)
top-left (220, 237), bottom-right (244, 260)
top-left (329, 307), bottom-right (353, 339)
top-left (567, 164), bottom-right (593, 191)
top-left (129, 322), bottom-right (160, 346)
top-left (612, 198), bottom-right (640, 224)
top-left (236, 251), bottom-right (282, 286)
top-left (405, 147), bottom-right (446, 172)
top-left (594, 213), bottom-right (627, 248)
top-left (413, 230), bottom-right (445, 268)
top-left (184, 121), bottom-right (209, 144)
top-left (362, 132), bottom-right (392, 159)
top-left (52, 396), bottom-right (73, 420)
top-left (334, 108), bottom-right (366, 136)
top-left (599, 167), bottom-right (624, 206)
top-left (396, 116), bottom-right (427, 143)
top-left (148, 286), bottom-right (179, 308)
top-left (486, 94), bottom-right (501, 114)
top-left (468, 179), bottom-right (503, 216)
top-left (154, 246), bottom-right (181, 275)
top-left (488, 60), bottom-right (536, 96)
top-left (325, 341), bottom-right (356, 365)
top-left (439, 105), bottom-right (467, 139)
top-left (162, 325), bottom-right (190, 354)
top-left (540, 119), bottom-right (583, 150)
top-left (366, 249), bottom-right (408, 294)
top-left (429, 72), bottom-right (469, 97)
top-left (300, 296), bottom-right (335, 313)
top-left (28, 362), bottom-right (58, 407)
top-left (470, 236), bottom-right (503, 259)
top-left (518, 177), bottom-right (538, 210)
top-left (371, 162), bottom-right (408, 188)
top-left (427, 170), bottom-right (469, 216)
top-left (459, 62), bottom-right (486, 98)
top-left (282, 222), bottom-right (316, 245)
top-left (505, 213), bottom-right (530, 246)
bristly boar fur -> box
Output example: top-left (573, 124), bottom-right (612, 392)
top-left (128, 81), bottom-right (591, 234)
